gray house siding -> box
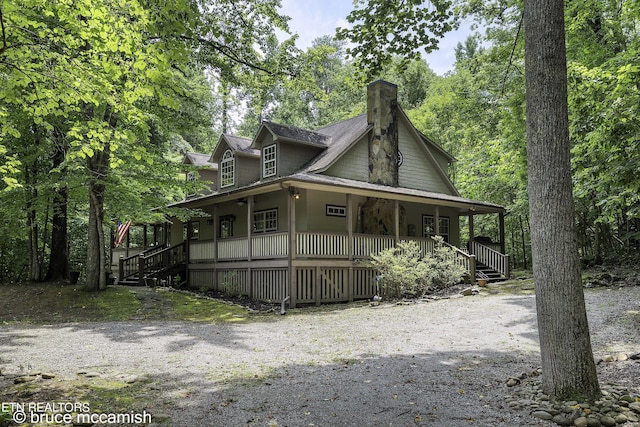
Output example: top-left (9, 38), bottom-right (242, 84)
top-left (323, 135), bottom-right (369, 181)
top-left (236, 155), bottom-right (260, 187)
top-left (278, 141), bottom-right (323, 177)
top-left (398, 120), bottom-right (453, 195)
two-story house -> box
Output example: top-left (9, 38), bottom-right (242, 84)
top-left (118, 80), bottom-right (509, 307)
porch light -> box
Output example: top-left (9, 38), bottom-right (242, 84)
top-left (236, 198), bottom-right (246, 206)
top-left (290, 187), bottom-right (300, 199)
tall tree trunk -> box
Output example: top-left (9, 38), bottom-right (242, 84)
top-left (25, 165), bottom-right (42, 282)
top-left (46, 145), bottom-right (69, 280)
top-left (86, 179), bottom-right (107, 290)
top-left (85, 105), bottom-right (116, 291)
top-left (221, 80), bottom-right (229, 134)
top-left (524, 0), bottom-right (600, 400)
top-left (27, 206), bottom-right (41, 282)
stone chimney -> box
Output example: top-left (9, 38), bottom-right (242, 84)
top-left (361, 81), bottom-right (402, 236)
top-left (367, 80), bottom-right (399, 186)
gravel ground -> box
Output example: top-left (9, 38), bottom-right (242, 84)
top-left (1, 285), bottom-right (639, 427)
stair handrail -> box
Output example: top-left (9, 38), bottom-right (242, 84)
top-left (118, 242), bottom-right (186, 284)
top-left (441, 241), bottom-right (476, 282)
top-left (139, 242), bottom-right (187, 286)
top-left (118, 245), bottom-right (166, 282)
top-left (469, 241), bottom-right (510, 278)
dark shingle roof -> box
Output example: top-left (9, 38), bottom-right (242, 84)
top-left (222, 135), bottom-right (260, 157)
top-left (301, 114), bottom-right (371, 172)
top-left (262, 121), bottom-right (331, 147)
top-left (184, 152), bottom-right (217, 169)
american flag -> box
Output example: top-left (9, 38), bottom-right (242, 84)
top-left (114, 220), bottom-right (131, 247)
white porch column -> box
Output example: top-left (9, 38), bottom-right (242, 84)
top-left (247, 196), bottom-right (254, 299)
top-left (247, 196), bottom-right (254, 262)
top-left (347, 193), bottom-right (353, 260)
top-left (288, 188), bottom-right (297, 308)
top-left (347, 193), bottom-right (354, 303)
top-left (213, 205), bottom-right (218, 262)
top-left (394, 199), bottom-right (400, 245)
top-left (499, 212), bottom-right (506, 254)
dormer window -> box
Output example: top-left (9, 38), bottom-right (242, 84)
top-left (263, 144), bottom-right (276, 178)
top-left (220, 149), bottom-right (234, 188)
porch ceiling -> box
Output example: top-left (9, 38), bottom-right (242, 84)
top-left (171, 173), bottom-right (505, 215)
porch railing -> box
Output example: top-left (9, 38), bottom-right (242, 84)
top-left (297, 232), bottom-right (349, 258)
top-left (188, 234), bottom-right (465, 261)
top-left (443, 241), bottom-right (476, 281)
top-left (470, 241), bottom-right (510, 278)
top-left (185, 234), bottom-right (507, 279)
top-left (353, 234), bottom-right (395, 258)
top-left (217, 237), bottom-right (248, 260)
top-left (118, 242), bottom-right (186, 284)
top-left (253, 232), bottom-right (288, 258)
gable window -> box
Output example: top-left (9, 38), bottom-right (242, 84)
top-left (220, 149), bottom-right (235, 188)
top-left (423, 215), bottom-right (450, 243)
top-left (263, 144), bottom-right (276, 178)
top-left (253, 208), bottom-right (278, 233)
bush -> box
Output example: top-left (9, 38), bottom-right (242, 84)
top-left (369, 237), bottom-right (467, 299)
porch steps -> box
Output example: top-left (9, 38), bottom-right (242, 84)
top-left (475, 262), bottom-right (504, 282)
top-left (117, 262), bottom-right (186, 287)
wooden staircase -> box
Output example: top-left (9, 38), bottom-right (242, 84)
top-left (117, 242), bottom-right (186, 286)
top-left (475, 261), bottom-right (504, 283)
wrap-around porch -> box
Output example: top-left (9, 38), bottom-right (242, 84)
top-left (174, 182), bottom-right (509, 308)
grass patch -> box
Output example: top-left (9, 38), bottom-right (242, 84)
top-left (484, 277), bottom-right (536, 295)
top-left (162, 290), bottom-right (249, 323)
top-left (0, 284), bottom-right (141, 324)
top-left (0, 376), bottom-right (170, 426)
top-left (0, 284), bottom-right (252, 324)
top-left (95, 287), bottom-right (143, 320)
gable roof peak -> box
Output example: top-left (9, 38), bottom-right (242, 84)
top-left (257, 120), bottom-right (331, 147)
top-left (183, 152), bottom-right (218, 169)
top-left (212, 134), bottom-right (259, 159)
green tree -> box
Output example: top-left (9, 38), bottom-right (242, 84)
top-left (566, 0), bottom-right (640, 261)
top-left (336, 0), bottom-right (457, 80)
top-left (238, 36), bottom-right (363, 133)
top-left (0, 0), bottom-right (297, 288)
top-left (524, 0), bottom-right (600, 400)
top-left (339, 0), bottom-right (601, 401)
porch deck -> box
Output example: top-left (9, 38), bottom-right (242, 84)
top-left (114, 232), bottom-right (508, 307)
top-left (185, 232), bottom-right (508, 307)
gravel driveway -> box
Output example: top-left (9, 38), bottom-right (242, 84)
top-left (1, 285), bottom-right (638, 426)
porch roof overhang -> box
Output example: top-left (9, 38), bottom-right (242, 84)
top-left (170, 173), bottom-right (506, 215)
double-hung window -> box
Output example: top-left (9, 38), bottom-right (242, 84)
top-left (423, 215), bottom-right (450, 243)
top-left (219, 215), bottom-right (234, 238)
top-left (220, 149), bottom-right (234, 188)
top-left (263, 144), bottom-right (276, 178)
top-left (253, 209), bottom-right (278, 233)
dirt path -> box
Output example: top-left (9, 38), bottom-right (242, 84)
top-left (1, 285), bottom-right (638, 426)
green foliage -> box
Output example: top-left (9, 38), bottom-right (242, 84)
top-left (237, 36), bottom-right (364, 134)
top-left (369, 238), bottom-right (466, 299)
top-left (0, 0), bottom-right (299, 283)
top-left (336, 0), bottom-right (457, 80)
